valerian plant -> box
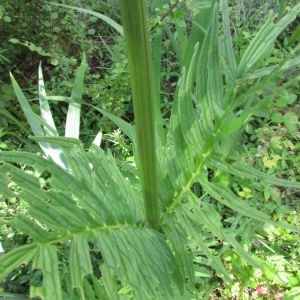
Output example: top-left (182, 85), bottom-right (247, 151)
top-left (0, 0), bottom-right (300, 299)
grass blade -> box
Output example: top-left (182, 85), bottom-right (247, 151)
top-left (10, 73), bottom-right (45, 137)
top-left (38, 62), bottom-right (58, 136)
top-left (10, 73), bottom-right (68, 170)
top-left (65, 54), bottom-right (87, 138)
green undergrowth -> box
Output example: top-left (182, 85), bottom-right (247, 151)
top-left (0, 0), bottom-right (299, 299)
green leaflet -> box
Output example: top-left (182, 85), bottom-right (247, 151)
top-left (198, 174), bottom-right (299, 233)
top-left (219, 0), bottom-right (237, 84)
top-left (187, 195), bottom-right (261, 268)
top-left (248, 56), bottom-right (300, 79)
top-left (208, 154), bottom-right (300, 190)
top-left (11, 216), bottom-right (64, 243)
top-left (0, 244), bottom-right (37, 279)
top-left (238, 3), bottom-right (300, 76)
top-left (70, 235), bottom-right (93, 292)
top-left (95, 228), bottom-right (184, 299)
top-left (89, 275), bottom-right (110, 300)
top-left (30, 245), bottom-right (62, 299)
top-left (163, 205), bottom-right (231, 283)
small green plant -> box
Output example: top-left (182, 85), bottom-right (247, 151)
top-left (0, 0), bottom-right (300, 299)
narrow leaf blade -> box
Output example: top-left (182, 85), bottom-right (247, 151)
top-left (65, 54), bottom-right (87, 138)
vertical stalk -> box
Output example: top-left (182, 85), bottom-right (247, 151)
top-left (120, 0), bottom-right (159, 228)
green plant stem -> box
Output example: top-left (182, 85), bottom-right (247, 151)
top-left (120, 0), bottom-right (159, 229)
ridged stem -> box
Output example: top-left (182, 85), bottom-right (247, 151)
top-left (120, 0), bottom-right (159, 229)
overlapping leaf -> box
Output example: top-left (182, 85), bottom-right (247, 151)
top-left (157, 0), bottom-right (300, 291)
top-left (0, 139), bottom-right (183, 299)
